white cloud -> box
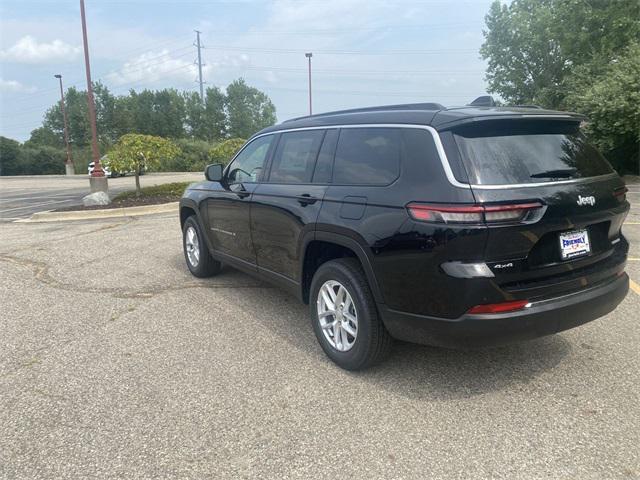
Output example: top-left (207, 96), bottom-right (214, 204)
top-left (105, 49), bottom-right (211, 86)
top-left (0, 78), bottom-right (37, 93)
top-left (0, 35), bottom-right (81, 63)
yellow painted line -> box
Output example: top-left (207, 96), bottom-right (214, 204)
top-left (630, 279), bottom-right (640, 296)
top-left (628, 257), bottom-right (640, 261)
top-left (624, 222), bottom-right (640, 225)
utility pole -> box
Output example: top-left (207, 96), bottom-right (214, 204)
top-left (195, 30), bottom-right (205, 103)
top-left (54, 74), bottom-right (74, 176)
top-left (305, 52), bottom-right (313, 115)
top-left (80, 0), bottom-right (107, 193)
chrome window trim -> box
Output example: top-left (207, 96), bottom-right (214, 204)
top-left (238, 124), bottom-right (615, 190)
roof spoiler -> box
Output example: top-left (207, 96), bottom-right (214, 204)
top-left (467, 95), bottom-right (496, 107)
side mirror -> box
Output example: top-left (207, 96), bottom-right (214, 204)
top-left (205, 163), bottom-right (223, 182)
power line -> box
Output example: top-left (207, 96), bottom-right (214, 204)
top-left (202, 45), bottom-right (478, 55)
top-left (207, 22), bottom-right (483, 36)
top-left (6, 45), bottom-right (194, 106)
top-left (237, 65), bottom-right (484, 76)
top-left (2, 59), bottom-right (196, 119)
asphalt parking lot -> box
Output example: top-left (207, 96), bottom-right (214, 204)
top-left (0, 173), bottom-right (203, 222)
top-left (0, 180), bottom-right (639, 479)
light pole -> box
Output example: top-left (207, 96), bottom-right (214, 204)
top-left (54, 74), bottom-right (74, 176)
top-left (305, 52), bottom-right (313, 115)
top-left (80, 0), bottom-right (107, 193)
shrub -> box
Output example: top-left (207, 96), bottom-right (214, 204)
top-left (208, 138), bottom-right (246, 166)
top-left (157, 138), bottom-right (215, 172)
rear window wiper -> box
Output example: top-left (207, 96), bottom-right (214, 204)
top-left (530, 168), bottom-right (577, 179)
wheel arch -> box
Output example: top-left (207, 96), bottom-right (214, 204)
top-left (179, 198), bottom-right (199, 227)
top-left (300, 230), bottom-right (384, 305)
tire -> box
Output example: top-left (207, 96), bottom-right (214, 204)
top-left (309, 258), bottom-right (392, 370)
top-left (182, 216), bottom-right (222, 278)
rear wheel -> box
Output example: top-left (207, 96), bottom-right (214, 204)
top-left (182, 216), bottom-right (221, 277)
top-left (310, 258), bottom-right (392, 370)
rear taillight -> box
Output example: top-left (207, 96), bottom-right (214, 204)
top-left (406, 202), bottom-right (544, 225)
top-left (467, 299), bottom-right (531, 314)
top-left (406, 204), bottom-right (484, 224)
top-left (613, 187), bottom-right (628, 202)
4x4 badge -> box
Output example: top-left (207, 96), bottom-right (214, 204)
top-left (577, 195), bottom-right (596, 206)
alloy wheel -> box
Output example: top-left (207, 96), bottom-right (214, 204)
top-left (317, 280), bottom-right (358, 352)
top-left (185, 226), bottom-right (200, 267)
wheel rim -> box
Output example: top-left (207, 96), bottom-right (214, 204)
top-left (185, 226), bottom-right (200, 267)
top-left (317, 280), bottom-right (358, 352)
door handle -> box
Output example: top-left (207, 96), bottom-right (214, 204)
top-left (297, 194), bottom-right (318, 206)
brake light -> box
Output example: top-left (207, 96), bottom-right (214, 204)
top-left (406, 202), bottom-right (544, 225)
top-left (406, 204), bottom-right (484, 223)
top-left (467, 300), bottom-right (531, 314)
top-left (613, 187), bottom-right (628, 201)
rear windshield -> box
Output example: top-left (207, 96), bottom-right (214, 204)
top-left (452, 120), bottom-right (613, 185)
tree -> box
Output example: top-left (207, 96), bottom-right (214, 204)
top-left (43, 85), bottom-right (90, 147)
top-left (108, 134), bottom-right (181, 195)
top-left (209, 138), bottom-right (246, 165)
top-left (25, 127), bottom-right (63, 148)
top-left (481, 0), bottom-right (640, 107)
top-left (0, 136), bottom-right (22, 176)
top-left (94, 82), bottom-right (118, 143)
top-left (225, 78), bottom-right (276, 138)
top-left (184, 87), bottom-right (227, 141)
top-left (565, 42), bottom-right (640, 173)
top-left (480, 0), bottom-right (640, 172)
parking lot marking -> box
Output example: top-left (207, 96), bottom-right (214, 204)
top-left (0, 199), bottom-right (73, 214)
top-left (625, 222), bottom-right (640, 225)
top-left (630, 279), bottom-right (640, 296)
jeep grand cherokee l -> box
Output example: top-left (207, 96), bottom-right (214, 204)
top-left (179, 103), bottom-right (630, 370)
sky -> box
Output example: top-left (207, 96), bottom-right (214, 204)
top-left (0, 0), bottom-right (495, 141)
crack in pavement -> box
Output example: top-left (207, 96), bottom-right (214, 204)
top-left (0, 220), bottom-right (132, 256)
top-left (0, 254), bottom-right (271, 299)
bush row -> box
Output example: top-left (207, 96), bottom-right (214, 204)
top-left (1, 137), bottom-right (244, 176)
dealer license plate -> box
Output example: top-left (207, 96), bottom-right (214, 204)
top-left (559, 229), bottom-right (591, 260)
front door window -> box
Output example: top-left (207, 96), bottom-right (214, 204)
top-left (227, 136), bottom-right (273, 184)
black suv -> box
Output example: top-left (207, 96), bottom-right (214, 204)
top-left (179, 103), bottom-right (630, 370)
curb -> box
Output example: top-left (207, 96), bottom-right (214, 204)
top-left (19, 202), bottom-right (179, 223)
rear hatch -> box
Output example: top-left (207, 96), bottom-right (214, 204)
top-left (450, 118), bottom-right (629, 300)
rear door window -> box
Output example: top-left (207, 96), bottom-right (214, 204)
top-left (268, 130), bottom-right (324, 184)
top-left (452, 120), bottom-right (613, 185)
top-left (333, 128), bottom-right (401, 185)
top-left (312, 129), bottom-right (338, 184)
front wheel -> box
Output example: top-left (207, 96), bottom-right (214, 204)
top-left (310, 258), bottom-right (392, 370)
top-left (182, 216), bottom-right (221, 278)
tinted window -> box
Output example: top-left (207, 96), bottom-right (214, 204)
top-left (333, 128), bottom-right (401, 185)
top-left (227, 135), bottom-right (273, 183)
top-left (453, 121), bottom-right (613, 185)
top-left (269, 130), bottom-right (324, 184)
top-left (312, 129), bottom-right (338, 183)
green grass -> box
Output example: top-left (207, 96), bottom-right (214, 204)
top-left (113, 182), bottom-right (192, 201)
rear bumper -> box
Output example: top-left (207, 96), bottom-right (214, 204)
top-left (380, 273), bottom-right (629, 348)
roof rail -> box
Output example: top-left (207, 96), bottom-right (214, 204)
top-left (283, 102), bottom-right (446, 123)
top-left (512, 104), bottom-right (543, 109)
